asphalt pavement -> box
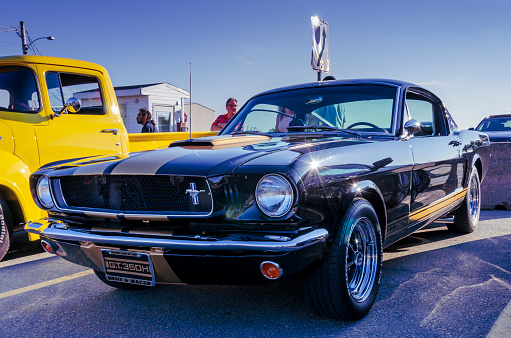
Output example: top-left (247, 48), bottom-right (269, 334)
top-left (1, 210), bottom-right (510, 337)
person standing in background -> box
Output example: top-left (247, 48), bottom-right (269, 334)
top-left (211, 98), bottom-right (238, 131)
top-left (137, 108), bottom-right (158, 133)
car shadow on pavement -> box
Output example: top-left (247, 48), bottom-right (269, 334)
top-left (26, 231), bottom-right (510, 337)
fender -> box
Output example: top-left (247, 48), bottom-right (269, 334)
top-left (0, 151), bottom-right (45, 240)
top-left (323, 179), bottom-right (387, 243)
top-left (347, 179), bottom-right (387, 235)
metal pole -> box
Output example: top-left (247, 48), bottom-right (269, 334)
top-left (20, 21), bottom-right (28, 55)
top-left (317, 70), bottom-right (322, 82)
top-left (189, 63), bottom-right (192, 140)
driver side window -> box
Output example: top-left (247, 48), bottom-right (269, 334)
top-left (406, 92), bottom-right (445, 136)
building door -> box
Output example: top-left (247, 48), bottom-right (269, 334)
top-left (153, 104), bottom-right (174, 132)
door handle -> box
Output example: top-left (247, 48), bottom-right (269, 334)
top-left (101, 129), bottom-right (119, 135)
top-left (449, 140), bottom-right (461, 147)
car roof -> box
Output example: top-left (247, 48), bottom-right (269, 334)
top-left (251, 78), bottom-right (426, 99)
top-left (484, 114), bottom-right (511, 119)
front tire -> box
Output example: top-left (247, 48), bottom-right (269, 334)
top-left (449, 168), bottom-right (480, 233)
top-left (303, 199), bottom-right (383, 320)
top-left (93, 270), bottom-right (153, 290)
top-left (0, 197), bottom-right (14, 261)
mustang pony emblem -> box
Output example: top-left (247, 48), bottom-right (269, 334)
top-left (185, 183), bottom-right (205, 205)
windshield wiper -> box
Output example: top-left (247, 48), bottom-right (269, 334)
top-left (287, 125), bottom-right (361, 137)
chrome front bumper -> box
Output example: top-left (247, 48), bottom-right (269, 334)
top-left (26, 218), bottom-right (329, 285)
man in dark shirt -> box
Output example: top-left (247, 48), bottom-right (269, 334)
top-left (137, 108), bottom-right (158, 133)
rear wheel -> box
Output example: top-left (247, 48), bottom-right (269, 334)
top-left (303, 199), bottom-right (383, 320)
top-left (93, 270), bottom-right (153, 290)
top-left (449, 168), bottom-right (480, 233)
top-left (0, 197), bottom-right (13, 261)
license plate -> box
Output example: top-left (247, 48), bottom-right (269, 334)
top-left (101, 249), bottom-right (156, 287)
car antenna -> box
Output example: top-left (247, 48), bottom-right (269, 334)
top-left (189, 62), bottom-right (192, 140)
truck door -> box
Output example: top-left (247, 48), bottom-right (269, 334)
top-left (34, 68), bottom-right (124, 165)
top-left (405, 89), bottom-right (464, 233)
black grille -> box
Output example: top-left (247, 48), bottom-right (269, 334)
top-left (57, 175), bottom-right (212, 214)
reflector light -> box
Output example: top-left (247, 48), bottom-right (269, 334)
top-left (41, 240), bottom-right (54, 254)
top-left (260, 261), bottom-right (283, 280)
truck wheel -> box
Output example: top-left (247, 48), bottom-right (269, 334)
top-left (0, 197), bottom-right (14, 261)
top-left (303, 199), bottom-right (382, 320)
top-left (93, 270), bottom-right (153, 290)
top-left (448, 168), bottom-right (480, 233)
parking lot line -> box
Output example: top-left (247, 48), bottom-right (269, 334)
top-left (487, 299), bottom-right (511, 338)
top-left (0, 252), bottom-right (52, 269)
top-left (0, 270), bottom-right (94, 300)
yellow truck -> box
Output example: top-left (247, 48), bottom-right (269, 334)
top-left (0, 55), bottom-right (214, 260)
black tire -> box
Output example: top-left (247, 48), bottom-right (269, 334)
top-left (93, 270), bottom-right (153, 290)
top-left (448, 168), bottom-right (481, 233)
top-left (303, 199), bottom-right (383, 320)
top-left (0, 197), bottom-right (14, 261)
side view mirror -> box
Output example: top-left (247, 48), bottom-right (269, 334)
top-left (404, 119), bottom-right (421, 136)
top-left (54, 97), bottom-right (81, 117)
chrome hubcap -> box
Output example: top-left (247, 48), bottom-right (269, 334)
top-left (346, 217), bottom-right (378, 303)
top-left (469, 174), bottom-right (480, 222)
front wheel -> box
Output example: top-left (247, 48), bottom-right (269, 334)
top-left (449, 168), bottom-right (481, 233)
top-left (303, 199), bottom-right (383, 320)
top-left (0, 197), bottom-right (14, 261)
top-left (93, 270), bottom-right (153, 290)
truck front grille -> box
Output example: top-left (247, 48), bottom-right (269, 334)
top-left (55, 175), bottom-right (212, 215)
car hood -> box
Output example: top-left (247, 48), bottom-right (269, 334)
top-left (484, 131), bottom-right (511, 142)
top-left (44, 134), bottom-right (372, 177)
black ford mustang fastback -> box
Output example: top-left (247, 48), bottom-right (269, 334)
top-left (27, 79), bottom-right (490, 320)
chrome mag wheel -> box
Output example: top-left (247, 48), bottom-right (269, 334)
top-left (346, 217), bottom-right (378, 303)
top-left (469, 173), bottom-right (480, 222)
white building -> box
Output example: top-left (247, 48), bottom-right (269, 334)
top-left (113, 83), bottom-right (215, 133)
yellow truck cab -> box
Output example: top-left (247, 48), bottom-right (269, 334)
top-left (0, 55), bottom-right (214, 259)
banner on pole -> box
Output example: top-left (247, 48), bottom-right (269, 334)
top-left (311, 16), bottom-right (330, 73)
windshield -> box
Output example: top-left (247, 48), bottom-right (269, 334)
top-left (0, 66), bottom-right (40, 113)
top-left (221, 84), bottom-right (397, 135)
top-left (476, 117), bottom-right (511, 131)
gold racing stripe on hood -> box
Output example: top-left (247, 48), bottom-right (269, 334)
top-left (170, 134), bottom-right (270, 150)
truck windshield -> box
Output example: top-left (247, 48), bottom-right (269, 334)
top-left (0, 67), bottom-right (40, 113)
top-left (220, 84), bottom-right (397, 135)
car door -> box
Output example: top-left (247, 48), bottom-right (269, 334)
top-left (33, 66), bottom-right (124, 165)
top-left (405, 89), bottom-right (465, 233)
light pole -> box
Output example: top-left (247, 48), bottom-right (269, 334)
top-left (19, 21), bottom-right (54, 55)
top-left (25, 35), bottom-right (55, 54)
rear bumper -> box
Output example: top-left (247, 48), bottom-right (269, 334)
top-left (27, 219), bottom-right (329, 285)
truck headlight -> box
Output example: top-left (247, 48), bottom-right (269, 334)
top-left (256, 174), bottom-right (294, 217)
top-left (37, 176), bottom-right (54, 209)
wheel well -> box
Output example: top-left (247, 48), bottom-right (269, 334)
top-left (473, 158), bottom-right (482, 181)
top-left (360, 189), bottom-right (387, 241)
top-left (0, 185), bottom-right (25, 231)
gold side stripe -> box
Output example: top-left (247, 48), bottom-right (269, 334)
top-left (409, 188), bottom-right (467, 223)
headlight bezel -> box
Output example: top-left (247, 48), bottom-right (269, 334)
top-left (255, 174), bottom-right (295, 218)
top-left (36, 176), bottom-right (55, 209)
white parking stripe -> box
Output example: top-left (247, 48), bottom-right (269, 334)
top-left (487, 299), bottom-right (511, 337)
top-left (0, 270), bottom-right (94, 300)
top-left (0, 252), bottom-right (53, 269)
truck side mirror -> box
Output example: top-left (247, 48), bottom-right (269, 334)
top-left (54, 97), bottom-right (81, 117)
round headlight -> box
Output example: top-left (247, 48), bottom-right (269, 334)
top-left (37, 176), bottom-right (54, 209)
top-left (256, 174), bottom-right (294, 217)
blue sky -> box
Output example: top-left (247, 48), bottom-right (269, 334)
top-left (1, 0), bottom-right (510, 129)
